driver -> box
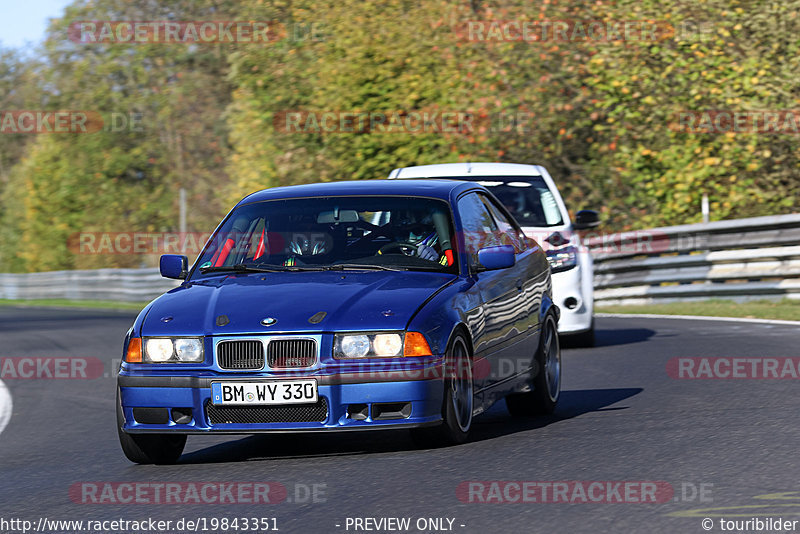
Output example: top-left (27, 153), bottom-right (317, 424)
top-left (387, 210), bottom-right (442, 263)
top-left (494, 189), bottom-right (524, 217)
top-left (410, 232), bottom-right (439, 262)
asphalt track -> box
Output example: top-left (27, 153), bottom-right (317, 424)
top-left (1, 306), bottom-right (799, 534)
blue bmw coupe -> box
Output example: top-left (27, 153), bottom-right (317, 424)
top-left (117, 179), bottom-right (560, 463)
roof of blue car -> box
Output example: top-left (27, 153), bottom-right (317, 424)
top-left (238, 179), bottom-right (477, 205)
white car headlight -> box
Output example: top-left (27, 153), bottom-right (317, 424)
top-left (372, 333), bottom-right (403, 357)
top-left (175, 338), bottom-right (204, 362)
top-left (546, 245), bottom-right (578, 273)
top-left (334, 332), bottom-right (431, 358)
top-left (143, 337), bottom-right (204, 363)
top-left (339, 335), bottom-right (371, 358)
top-left (145, 338), bottom-right (174, 362)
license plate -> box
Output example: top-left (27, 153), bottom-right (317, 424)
top-left (211, 380), bottom-right (318, 405)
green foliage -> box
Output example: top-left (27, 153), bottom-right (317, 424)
top-left (226, 0), bottom-right (480, 203)
top-left (578, 0), bottom-right (800, 227)
top-left (0, 0), bottom-right (236, 271)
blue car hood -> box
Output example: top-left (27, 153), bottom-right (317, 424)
top-left (141, 271), bottom-right (457, 336)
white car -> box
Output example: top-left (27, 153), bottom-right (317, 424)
top-left (388, 162), bottom-right (599, 346)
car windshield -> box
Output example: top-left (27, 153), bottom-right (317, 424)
top-left (472, 176), bottom-right (564, 227)
top-left (191, 195), bottom-right (458, 278)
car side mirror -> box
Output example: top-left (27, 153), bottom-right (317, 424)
top-left (573, 210), bottom-right (600, 230)
top-left (477, 245), bottom-right (516, 271)
top-left (160, 254), bottom-right (188, 279)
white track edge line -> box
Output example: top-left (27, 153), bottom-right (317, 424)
top-left (596, 312), bottom-right (800, 327)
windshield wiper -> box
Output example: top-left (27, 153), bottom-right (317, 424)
top-left (324, 264), bottom-right (407, 272)
top-left (199, 264), bottom-right (288, 274)
top-left (200, 263), bottom-right (410, 274)
top-left (199, 263), bottom-right (332, 274)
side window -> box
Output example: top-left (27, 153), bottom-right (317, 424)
top-left (457, 193), bottom-right (499, 264)
top-left (480, 195), bottom-right (526, 253)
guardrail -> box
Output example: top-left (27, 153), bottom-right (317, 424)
top-left (587, 213), bottom-right (800, 305)
top-left (0, 268), bottom-right (179, 303)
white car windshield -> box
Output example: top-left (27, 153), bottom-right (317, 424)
top-left (474, 177), bottom-right (564, 227)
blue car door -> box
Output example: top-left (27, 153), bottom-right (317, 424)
top-left (456, 192), bottom-right (529, 400)
top-left (480, 194), bottom-right (548, 404)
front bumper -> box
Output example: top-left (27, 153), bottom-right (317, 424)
top-left (551, 266), bottom-right (593, 334)
top-left (118, 360), bottom-right (446, 434)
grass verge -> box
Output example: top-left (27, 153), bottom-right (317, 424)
top-left (597, 299), bottom-right (800, 322)
top-left (0, 298), bottom-right (148, 311)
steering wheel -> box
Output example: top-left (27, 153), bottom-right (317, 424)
top-left (379, 242), bottom-right (420, 256)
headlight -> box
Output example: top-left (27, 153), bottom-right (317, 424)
top-left (175, 338), bottom-right (204, 362)
top-left (546, 245), bottom-right (578, 273)
top-left (373, 333), bottom-right (403, 357)
top-left (339, 335), bottom-right (370, 358)
top-left (143, 337), bottom-right (204, 363)
top-left (334, 332), bottom-right (431, 358)
top-left (145, 338), bottom-right (173, 362)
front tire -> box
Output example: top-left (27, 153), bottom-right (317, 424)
top-left (117, 389), bottom-right (186, 464)
top-left (411, 333), bottom-right (473, 447)
top-left (506, 312), bottom-right (561, 416)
